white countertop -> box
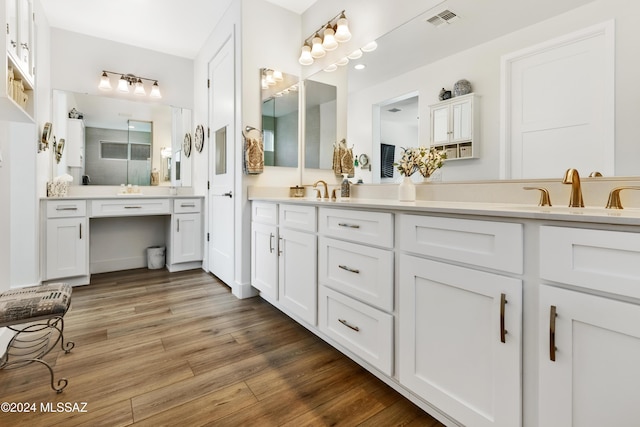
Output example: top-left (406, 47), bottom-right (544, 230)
top-left (249, 196), bottom-right (640, 226)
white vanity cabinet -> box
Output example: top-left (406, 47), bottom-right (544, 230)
top-left (169, 199), bottom-right (203, 266)
top-left (430, 93), bottom-right (478, 160)
top-left (538, 226), bottom-right (640, 427)
top-left (318, 208), bottom-right (394, 375)
top-left (398, 214), bottom-right (523, 427)
top-left (251, 202), bottom-right (278, 300)
top-left (44, 200), bottom-right (88, 280)
top-left (251, 202), bottom-right (317, 326)
top-left (278, 204), bottom-right (317, 325)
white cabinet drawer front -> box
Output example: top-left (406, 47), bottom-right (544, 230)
top-left (91, 199), bottom-right (171, 217)
top-left (318, 208), bottom-right (393, 248)
top-left (540, 226), bottom-right (640, 298)
top-left (252, 202), bottom-right (278, 225)
top-left (46, 200), bottom-right (87, 218)
top-left (319, 286), bottom-right (393, 375)
top-left (319, 236), bottom-right (393, 312)
top-left (173, 198), bottom-right (202, 213)
top-left (279, 204), bottom-right (316, 232)
top-left (399, 214), bottom-right (523, 274)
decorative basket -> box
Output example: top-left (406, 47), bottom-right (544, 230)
top-left (47, 181), bottom-right (69, 197)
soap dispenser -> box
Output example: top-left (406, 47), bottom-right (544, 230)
top-left (340, 174), bottom-right (350, 199)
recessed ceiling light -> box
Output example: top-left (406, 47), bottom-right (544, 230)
top-left (354, 64), bottom-right (366, 70)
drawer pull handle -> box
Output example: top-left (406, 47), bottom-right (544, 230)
top-left (338, 223), bottom-right (360, 229)
top-left (500, 293), bottom-right (508, 343)
top-left (550, 305), bottom-right (557, 361)
top-left (177, 219), bottom-right (180, 232)
top-left (181, 203), bottom-right (196, 208)
top-left (79, 223), bottom-right (82, 239)
top-left (338, 318), bottom-right (360, 332)
top-left (338, 265), bottom-right (360, 274)
top-left (124, 206), bottom-right (142, 209)
top-left (56, 207), bottom-right (78, 211)
top-left (278, 237), bottom-right (283, 256)
top-left (269, 233), bottom-right (274, 253)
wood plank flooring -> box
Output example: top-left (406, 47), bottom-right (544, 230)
top-left (0, 268), bottom-right (443, 426)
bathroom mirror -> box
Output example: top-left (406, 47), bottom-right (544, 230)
top-left (304, 79), bottom-right (337, 170)
top-left (261, 69), bottom-right (299, 168)
top-left (52, 89), bottom-right (192, 186)
top-left (305, 0), bottom-right (635, 183)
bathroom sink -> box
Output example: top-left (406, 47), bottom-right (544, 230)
top-left (502, 205), bottom-right (640, 218)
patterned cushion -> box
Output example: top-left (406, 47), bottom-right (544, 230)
top-left (0, 283), bottom-right (72, 327)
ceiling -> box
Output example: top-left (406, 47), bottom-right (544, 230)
top-left (39, 0), bottom-right (318, 59)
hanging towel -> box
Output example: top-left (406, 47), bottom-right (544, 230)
top-left (243, 127), bottom-right (264, 174)
top-left (332, 139), bottom-right (355, 177)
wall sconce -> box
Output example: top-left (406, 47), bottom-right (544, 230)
top-left (298, 10), bottom-right (352, 66)
top-left (98, 70), bottom-right (162, 99)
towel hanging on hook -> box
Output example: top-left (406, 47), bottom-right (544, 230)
top-left (243, 125), bottom-right (264, 174)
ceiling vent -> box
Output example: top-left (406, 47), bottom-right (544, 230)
top-left (426, 10), bottom-right (459, 27)
top-left (388, 108), bottom-right (401, 113)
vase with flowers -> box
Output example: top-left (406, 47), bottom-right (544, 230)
top-left (394, 147), bottom-right (421, 201)
top-left (417, 146), bottom-right (447, 182)
top-left (395, 146), bottom-right (447, 201)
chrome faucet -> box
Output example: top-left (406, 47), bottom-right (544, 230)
top-left (313, 180), bottom-right (329, 199)
top-left (562, 168), bottom-right (584, 207)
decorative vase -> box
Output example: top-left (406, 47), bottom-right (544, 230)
top-left (453, 79), bottom-right (472, 97)
top-left (398, 176), bottom-right (416, 201)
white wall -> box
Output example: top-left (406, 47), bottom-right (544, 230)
top-left (348, 0), bottom-right (640, 182)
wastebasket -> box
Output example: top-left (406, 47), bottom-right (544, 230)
top-left (147, 246), bottom-right (165, 269)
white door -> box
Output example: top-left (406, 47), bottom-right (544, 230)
top-left (502, 22), bottom-right (614, 178)
top-left (399, 254), bottom-right (522, 427)
top-left (208, 37), bottom-right (235, 286)
top-left (539, 285), bottom-right (640, 427)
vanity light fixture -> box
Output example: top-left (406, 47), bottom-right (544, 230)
top-left (361, 41), bottom-right (378, 52)
top-left (298, 10), bottom-right (351, 65)
top-left (347, 49), bottom-right (363, 60)
top-left (99, 70), bottom-right (162, 99)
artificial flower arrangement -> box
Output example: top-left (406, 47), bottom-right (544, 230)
top-left (395, 146), bottom-right (447, 178)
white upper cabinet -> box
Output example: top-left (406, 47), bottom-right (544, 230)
top-left (430, 93), bottom-right (478, 160)
top-left (2, 0), bottom-right (35, 120)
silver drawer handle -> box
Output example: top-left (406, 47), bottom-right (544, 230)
top-left (181, 203), bottom-right (196, 208)
top-left (56, 207), bottom-right (78, 211)
top-left (124, 206), bottom-right (142, 209)
top-left (338, 265), bottom-right (360, 274)
top-left (338, 223), bottom-right (360, 229)
top-left (338, 318), bottom-right (360, 332)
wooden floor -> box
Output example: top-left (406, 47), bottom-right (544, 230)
top-left (0, 269), bottom-right (443, 426)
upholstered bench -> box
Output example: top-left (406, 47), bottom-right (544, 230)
top-left (0, 283), bottom-right (75, 393)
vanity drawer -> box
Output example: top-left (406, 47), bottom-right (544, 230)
top-left (318, 208), bottom-right (393, 248)
top-left (319, 286), bottom-right (393, 375)
top-left (319, 236), bottom-right (393, 312)
top-left (91, 199), bottom-right (171, 217)
top-left (174, 198), bottom-right (201, 213)
top-left (46, 200), bottom-right (87, 218)
top-left (540, 226), bottom-right (640, 298)
top-left (252, 202), bottom-right (278, 225)
top-left (279, 204), bottom-right (316, 232)
top-left (399, 214), bottom-right (523, 274)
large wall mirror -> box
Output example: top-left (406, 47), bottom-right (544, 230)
top-left (261, 69), bottom-right (299, 168)
top-left (52, 89), bottom-right (192, 187)
top-left (303, 0), bottom-right (635, 183)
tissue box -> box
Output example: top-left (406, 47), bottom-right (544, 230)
top-left (47, 181), bottom-right (69, 197)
